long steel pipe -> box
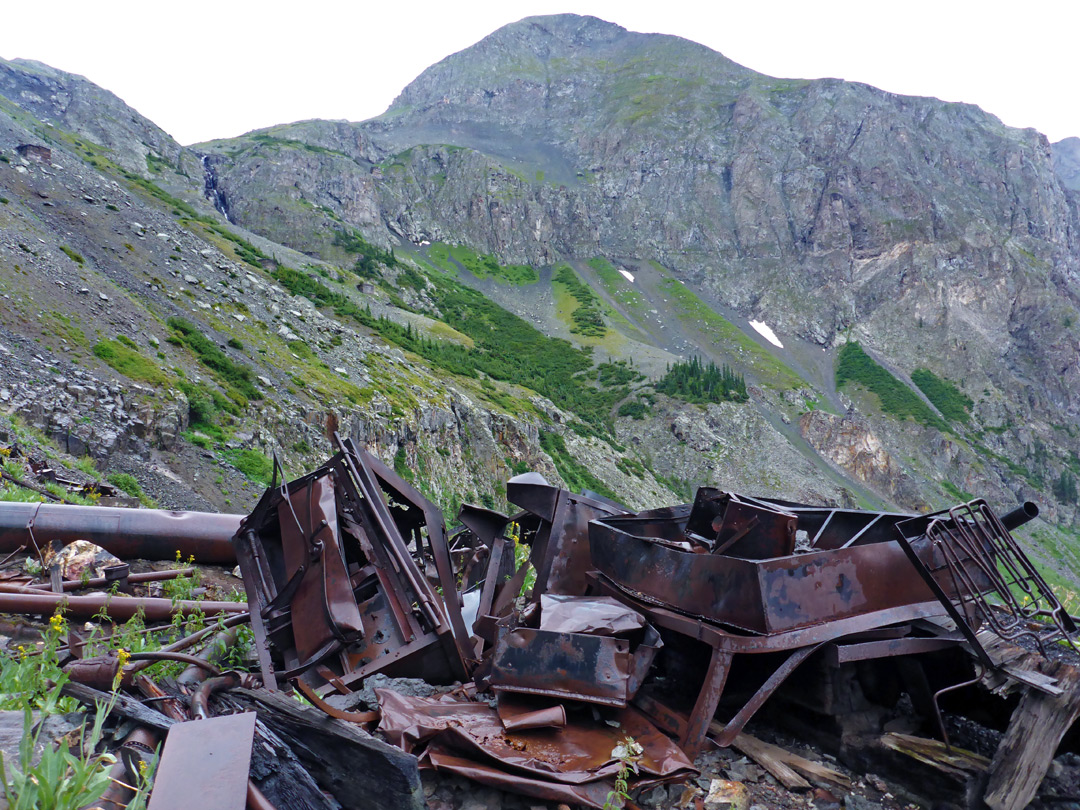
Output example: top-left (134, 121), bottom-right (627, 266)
top-left (0, 591), bottom-right (247, 620)
top-left (0, 502), bottom-right (242, 564)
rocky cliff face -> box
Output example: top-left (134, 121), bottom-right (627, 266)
top-left (196, 15), bottom-right (1080, 535)
top-left (1, 21), bottom-right (1079, 585)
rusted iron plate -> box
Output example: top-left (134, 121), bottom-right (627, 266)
top-left (825, 636), bottom-right (961, 665)
top-left (685, 489), bottom-right (796, 558)
top-left (148, 712), bottom-right (256, 810)
top-left (590, 514), bottom-right (940, 634)
top-left (377, 689), bottom-right (695, 796)
top-left (0, 501), bottom-right (240, 563)
top-left (489, 626), bottom-right (634, 705)
top-left (277, 473), bottom-right (362, 665)
top-left (507, 475), bottom-right (628, 599)
top-left (488, 596), bottom-right (662, 706)
top-left (588, 571), bottom-right (948, 654)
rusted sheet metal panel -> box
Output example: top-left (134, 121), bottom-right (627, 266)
top-left (590, 514), bottom-right (940, 634)
top-left (590, 517), bottom-right (764, 631)
top-left (0, 502), bottom-right (240, 563)
top-left (148, 712), bottom-right (256, 810)
top-left (507, 474), bottom-right (628, 598)
top-left (490, 627), bottom-right (633, 705)
top-left (377, 689), bottom-right (695, 808)
top-left (277, 474), bottom-right (362, 665)
top-left (686, 489), bottom-right (796, 558)
top-left (488, 596), bottom-right (662, 706)
top-left (755, 542), bottom-right (938, 633)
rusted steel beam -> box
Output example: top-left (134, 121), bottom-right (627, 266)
top-left (0, 502), bottom-right (241, 563)
top-left (0, 590), bottom-right (247, 620)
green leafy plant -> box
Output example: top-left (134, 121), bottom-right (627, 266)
top-left (0, 700), bottom-right (116, 810)
top-left (603, 736), bottom-right (642, 809)
top-left (166, 317), bottom-right (259, 402)
top-left (106, 473), bottom-right (156, 508)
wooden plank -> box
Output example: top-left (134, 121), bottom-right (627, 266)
top-left (710, 720), bottom-right (849, 790)
top-left (61, 681), bottom-right (175, 731)
top-left (880, 732), bottom-right (988, 782)
top-left (232, 687), bottom-right (425, 810)
top-left (984, 660), bottom-right (1080, 810)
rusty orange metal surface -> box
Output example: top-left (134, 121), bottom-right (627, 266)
top-left (377, 688), bottom-right (695, 808)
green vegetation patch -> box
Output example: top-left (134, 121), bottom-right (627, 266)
top-left (59, 245), bottom-right (85, 264)
top-left (836, 342), bottom-right (948, 432)
top-left (333, 229), bottom-right (400, 276)
top-left (553, 264), bottom-right (606, 336)
top-left (911, 368), bottom-right (973, 424)
top-left (92, 340), bottom-right (172, 387)
top-left (941, 479), bottom-right (975, 503)
top-left (273, 264), bottom-right (629, 431)
top-left (107, 472), bottom-right (157, 507)
top-left (223, 448), bottom-right (275, 485)
top-left (656, 356), bottom-right (748, 404)
top-left (449, 245), bottom-right (537, 285)
top-left (167, 317), bottom-right (260, 401)
top-left (588, 256), bottom-right (650, 321)
top-left (539, 431), bottom-right (620, 502)
top-left (657, 278), bottom-right (803, 390)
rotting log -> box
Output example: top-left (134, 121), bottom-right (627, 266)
top-left (230, 687), bottom-right (425, 810)
top-left (984, 660), bottom-right (1080, 810)
top-left (0, 502), bottom-right (241, 564)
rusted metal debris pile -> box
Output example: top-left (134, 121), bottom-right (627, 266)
top-left (1, 433), bottom-right (1079, 810)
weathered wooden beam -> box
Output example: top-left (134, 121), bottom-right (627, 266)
top-left (984, 660), bottom-right (1080, 810)
top-left (231, 687), bottom-right (425, 810)
top-left (879, 732), bottom-right (988, 782)
top-left (61, 680), bottom-right (175, 731)
top-left (709, 720), bottom-right (850, 790)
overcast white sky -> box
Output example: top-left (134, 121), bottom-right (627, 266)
top-left (1, 1), bottom-right (1076, 146)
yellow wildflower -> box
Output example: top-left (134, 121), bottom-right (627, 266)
top-left (113, 648), bottom-right (131, 691)
top-left (49, 612), bottom-right (65, 634)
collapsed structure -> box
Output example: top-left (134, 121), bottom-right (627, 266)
top-left (0, 434), bottom-right (1078, 810)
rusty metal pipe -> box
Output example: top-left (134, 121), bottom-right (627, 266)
top-left (25, 567), bottom-right (198, 592)
top-left (125, 612), bottom-right (250, 675)
top-left (190, 672), bottom-right (241, 719)
top-left (246, 781), bottom-right (278, 810)
top-left (0, 591), bottom-right (247, 620)
top-left (0, 502), bottom-right (241, 564)
top-left (127, 651), bottom-right (223, 676)
top-left (178, 625), bottom-right (241, 686)
top-left (1000, 501), bottom-right (1039, 532)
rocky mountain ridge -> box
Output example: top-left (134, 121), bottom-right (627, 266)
top-left (1, 16), bottom-right (1079, 589)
